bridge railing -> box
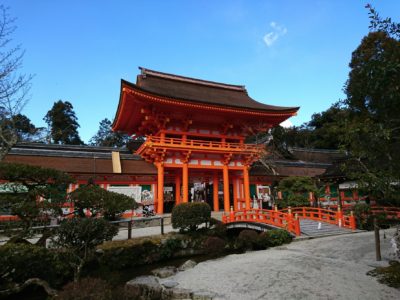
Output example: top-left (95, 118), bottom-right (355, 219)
top-left (280, 207), bottom-right (356, 230)
top-left (222, 209), bottom-right (301, 236)
top-left (370, 206), bottom-right (400, 220)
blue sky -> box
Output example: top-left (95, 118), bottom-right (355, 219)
top-left (3, 0), bottom-right (400, 143)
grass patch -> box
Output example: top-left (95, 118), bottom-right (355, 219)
top-left (367, 261), bottom-right (400, 288)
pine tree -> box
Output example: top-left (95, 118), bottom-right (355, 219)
top-left (89, 118), bottom-right (130, 147)
top-left (44, 100), bottom-right (83, 145)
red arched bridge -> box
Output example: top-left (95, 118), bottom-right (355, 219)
top-left (222, 207), bottom-right (357, 236)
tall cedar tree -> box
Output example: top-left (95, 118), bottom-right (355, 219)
top-left (0, 6), bottom-right (33, 159)
top-left (44, 100), bottom-right (84, 145)
top-left (341, 5), bottom-right (400, 205)
top-left (89, 118), bottom-right (130, 147)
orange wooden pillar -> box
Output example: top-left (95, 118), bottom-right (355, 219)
top-left (223, 164), bottom-right (230, 212)
top-left (213, 171), bottom-right (219, 211)
top-left (232, 177), bottom-right (238, 211)
top-left (156, 162), bottom-right (164, 214)
top-left (243, 166), bottom-right (251, 210)
top-left (182, 163), bottom-right (189, 202)
top-left (175, 172), bottom-right (181, 205)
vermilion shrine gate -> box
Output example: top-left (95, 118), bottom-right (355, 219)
top-left (112, 68), bottom-right (299, 214)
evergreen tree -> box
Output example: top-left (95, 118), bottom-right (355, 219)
top-left (89, 118), bottom-right (130, 147)
top-left (341, 5), bottom-right (400, 205)
top-left (44, 100), bottom-right (83, 145)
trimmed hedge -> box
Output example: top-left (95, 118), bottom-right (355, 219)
top-left (235, 229), bottom-right (259, 250)
top-left (171, 202), bottom-right (211, 232)
top-left (257, 229), bottom-right (293, 248)
top-left (0, 243), bottom-right (74, 290)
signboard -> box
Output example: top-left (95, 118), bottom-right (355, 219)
top-left (108, 186), bottom-right (142, 203)
top-left (339, 181), bottom-right (358, 189)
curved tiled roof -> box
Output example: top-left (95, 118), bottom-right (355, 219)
top-left (131, 67), bottom-right (299, 113)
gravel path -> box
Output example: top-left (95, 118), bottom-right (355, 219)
top-left (167, 229), bottom-right (400, 300)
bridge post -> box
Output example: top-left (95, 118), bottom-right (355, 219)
top-left (337, 206), bottom-right (343, 227)
top-left (294, 214), bottom-right (301, 236)
top-left (230, 206), bottom-right (234, 222)
top-left (222, 214), bottom-right (227, 223)
top-left (286, 206), bottom-right (293, 226)
top-left (273, 205), bottom-right (278, 223)
top-left (349, 211), bottom-right (356, 230)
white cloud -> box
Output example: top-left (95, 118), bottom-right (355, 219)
top-left (280, 119), bottom-right (293, 128)
top-left (263, 21), bottom-right (287, 47)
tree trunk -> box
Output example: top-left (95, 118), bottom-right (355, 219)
top-left (374, 217), bottom-right (381, 261)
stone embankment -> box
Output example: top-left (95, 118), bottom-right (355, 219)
top-left (126, 259), bottom-right (218, 299)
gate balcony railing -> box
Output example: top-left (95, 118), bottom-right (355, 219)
top-left (137, 136), bottom-right (264, 154)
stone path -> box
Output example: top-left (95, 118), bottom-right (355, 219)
top-left (168, 228), bottom-right (400, 300)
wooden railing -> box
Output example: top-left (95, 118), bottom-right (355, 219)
top-left (370, 206), bottom-right (400, 220)
top-left (280, 207), bottom-right (356, 230)
top-left (222, 209), bottom-right (301, 236)
top-left (140, 136), bottom-right (264, 153)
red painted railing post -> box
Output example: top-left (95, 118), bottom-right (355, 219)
top-left (286, 206), bottom-right (293, 228)
top-left (349, 211), bottom-right (356, 230)
top-left (294, 215), bottom-right (301, 236)
top-left (302, 207), bottom-right (306, 218)
top-left (222, 214), bottom-right (227, 223)
top-left (230, 206), bottom-right (234, 222)
top-left (336, 206), bottom-right (343, 227)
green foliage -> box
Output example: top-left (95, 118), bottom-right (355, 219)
top-left (235, 229), bottom-right (259, 251)
top-left (171, 202), bottom-right (211, 232)
top-left (341, 8), bottom-right (400, 205)
top-left (89, 118), bottom-right (130, 147)
top-left (0, 243), bottom-right (74, 290)
top-left (202, 236), bottom-right (227, 255)
top-left (53, 218), bottom-right (118, 259)
top-left (367, 260), bottom-right (400, 288)
top-left (366, 4), bottom-right (400, 39)
top-left (208, 220), bottom-right (228, 239)
top-left (159, 237), bottom-right (182, 259)
top-left (353, 203), bottom-right (373, 230)
top-left (0, 162), bottom-right (73, 238)
top-left (69, 183), bottom-right (137, 220)
top-left (270, 102), bottom-right (350, 150)
top-left (97, 237), bottom-right (162, 270)
top-left (57, 278), bottom-right (113, 300)
top-left (44, 100), bottom-right (83, 145)
top-left (257, 229), bottom-right (293, 248)
top-left (278, 176), bottom-right (316, 208)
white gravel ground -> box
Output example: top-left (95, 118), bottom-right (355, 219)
top-left (167, 229), bottom-right (400, 300)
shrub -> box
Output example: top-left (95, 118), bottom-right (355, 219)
top-left (159, 237), bottom-right (182, 259)
top-left (52, 218), bottom-right (118, 281)
top-left (69, 184), bottom-right (137, 220)
top-left (354, 203), bottom-right (373, 230)
top-left (279, 194), bottom-right (311, 208)
top-left (258, 229), bottom-right (292, 248)
top-left (171, 202), bottom-right (211, 232)
top-left (0, 243), bottom-right (74, 290)
top-left (57, 278), bottom-right (115, 300)
top-left (54, 218), bottom-right (118, 256)
top-left (202, 236), bottom-right (227, 255)
top-left (235, 229), bottom-right (259, 251)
